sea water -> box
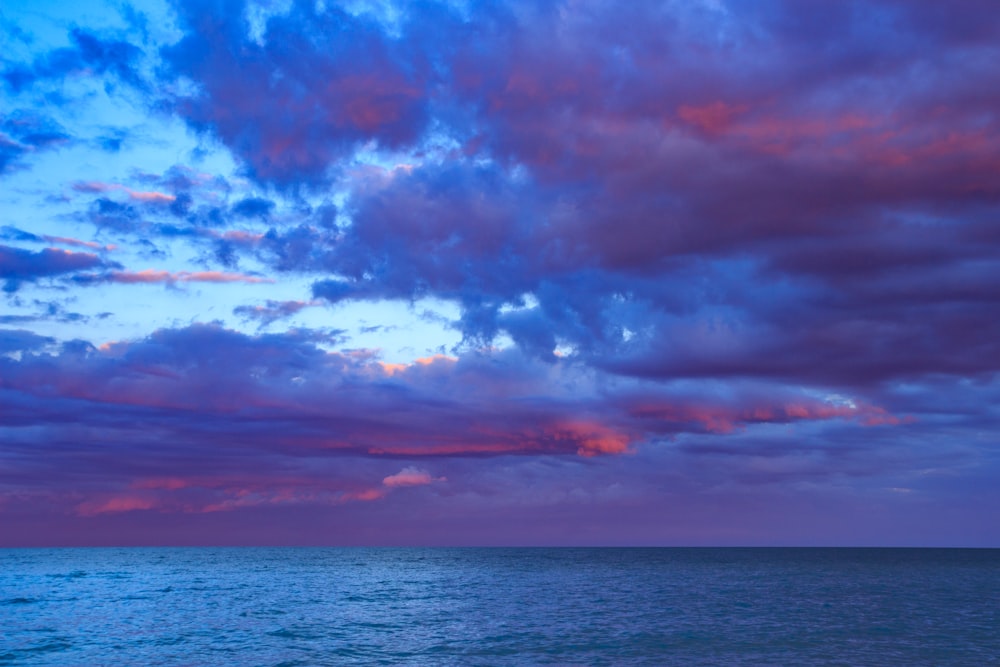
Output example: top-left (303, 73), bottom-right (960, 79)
top-left (1, 548), bottom-right (997, 665)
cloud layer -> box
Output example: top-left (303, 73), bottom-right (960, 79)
top-left (0, 0), bottom-right (998, 545)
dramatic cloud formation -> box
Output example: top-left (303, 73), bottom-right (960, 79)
top-left (0, 0), bottom-right (998, 546)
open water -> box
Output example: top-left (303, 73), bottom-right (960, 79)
top-left (1, 547), bottom-right (998, 665)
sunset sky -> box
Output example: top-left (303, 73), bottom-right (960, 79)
top-left (2, 0), bottom-right (998, 546)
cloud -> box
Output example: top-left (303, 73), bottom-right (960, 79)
top-left (72, 181), bottom-right (176, 203)
top-left (0, 329), bottom-right (55, 354)
top-left (2, 225), bottom-right (113, 251)
top-left (3, 28), bottom-right (145, 93)
top-left (1, 111), bottom-right (72, 174)
top-left (76, 495), bottom-right (155, 517)
top-left (231, 197), bottom-right (275, 220)
top-left (3, 0), bottom-right (1000, 544)
top-left (0, 323), bottom-right (904, 486)
top-left (233, 299), bottom-right (318, 326)
top-left (159, 0), bottom-right (435, 187)
top-left (0, 321), bottom-right (994, 544)
top-left (14, 1), bottom-right (995, 394)
top-left (246, 0), bottom-right (997, 390)
top-left (72, 479), bottom-right (390, 516)
top-left (76, 269), bottom-right (273, 285)
top-left (67, 169), bottom-right (296, 271)
top-left (382, 467), bottom-right (443, 487)
top-left (86, 197), bottom-right (141, 232)
top-left (0, 244), bottom-right (110, 291)
top-left (0, 299), bottom-right (90, 326)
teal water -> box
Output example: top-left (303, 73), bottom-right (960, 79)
top-left (1, 548), bottom-right (997, 665)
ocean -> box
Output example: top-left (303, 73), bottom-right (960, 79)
top-left (1, 547), bottom-right (997, 665)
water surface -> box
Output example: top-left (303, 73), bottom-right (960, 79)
top-left (1, 547), bottom-right (997, 665)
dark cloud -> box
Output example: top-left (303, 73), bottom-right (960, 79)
top-left (231, 0), bottom-right (999, 391)
top-left (160, 0), bottom-right (437, 187)
top-left (169, 192), bottom-right (193, 218)
top-left (87, 197), bottom-right (141, 231)
top-left (2, 27), bottom-right (145, 92)
top-left (0, 111), bottom-right (71, 174)
top-left (231, 197), bottom-right (275, 220)
top-left (260, 224), bottom-right (327, 272)
top-left (0, 328), bottom-right (55, 354)
top-left (0, 244), bottom-right (110, 292)
top-left (0, 226), bottom-right (41, 243)
top-left (59, 0), bottom-right (990, 394)
top-left (96, 128), bottom-right (129, 152)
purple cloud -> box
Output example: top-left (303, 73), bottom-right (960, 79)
top-left (4, 321), bottom-right (994, 545)
top-left (2, 0), bottom-right (999, 545)
top-left (0, 244), bottom-right (110, 292)
top-left (160, 0), bottom-right (435, 187)
top-left (0, 323), bottom-right (913, 509)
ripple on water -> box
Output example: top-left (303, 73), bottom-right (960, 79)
top-left (265, 627), bottom-right (324, 641)
top-left (18, 639), bottom-right (73, 655)
top-left (0, 548), bottom-right (998, 666)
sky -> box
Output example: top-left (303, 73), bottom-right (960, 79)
top-left (1, 0), bottom-right (998, 547)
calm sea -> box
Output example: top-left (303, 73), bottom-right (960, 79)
top-left (1, 548), bottom-right (997, 665)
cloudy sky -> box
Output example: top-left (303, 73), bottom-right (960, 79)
top-left (2, 0), bottom-right (998, 546)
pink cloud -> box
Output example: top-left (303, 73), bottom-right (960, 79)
top-left (344, 488), bottom-right (387, 502)
top-left (181, 271), bottom-right (272, 283)
top-left (76, 495), bottom-right (155, 516)
top-left (71, 180), bottom-right (175, 203)
top-left (131, 477), bottom-right (188, 490)
top-left (413, 354), bottom-right (457, 366)
top-left (42, 235), bottom-right (108, 250)
top-left (379, 361), bottom-right (407, 376)
top-left (199, 486), bottom-right (387, 513)
top-left (383, 467), bottom-right (443, 487)
top-left (379, 354), bottom-right (457, 377)
top-left (677, 101), bottom-right (748, 134)
top-left (105, 269), bottom-right (273, 284)
top-left (628, 397), bottom-right (900, 434)
top-left (548, 421), bottom-right (633, 457)
top-left (127, 190), bottom-right (176, 203)
top-left (72, 181), bottom-right (116, 193)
